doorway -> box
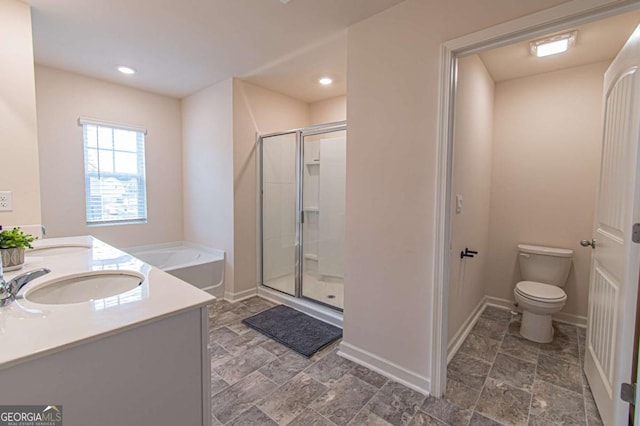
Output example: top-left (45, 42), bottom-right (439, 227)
top-left (432, 2), bottom-right (640, 423)
top-left (259, 121), bottom-right (346, 312)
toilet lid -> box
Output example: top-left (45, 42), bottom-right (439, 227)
top-left (515, 281), bottom-right (566, 302)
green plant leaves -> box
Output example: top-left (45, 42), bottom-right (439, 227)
top-left (0, 227), bottom-right (35, 249)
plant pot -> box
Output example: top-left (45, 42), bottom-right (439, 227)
top-left (1, 247), bottom-right (25, 271)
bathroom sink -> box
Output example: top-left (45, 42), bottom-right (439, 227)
top-left (27, 243), bottom-right (92, 257)
top-left (24, 271), bottom-right (144, 304)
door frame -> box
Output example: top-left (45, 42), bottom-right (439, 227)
top-left (431, 0), bottom-right (640, 397)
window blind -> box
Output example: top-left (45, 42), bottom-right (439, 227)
top-left (82, 122), bottom-right (148, 226)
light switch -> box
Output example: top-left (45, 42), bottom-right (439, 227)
top-left (455, 194), bottom-right (463, 214)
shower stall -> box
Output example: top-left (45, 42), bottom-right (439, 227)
top-left (259, 121), bottom-right (346, 311)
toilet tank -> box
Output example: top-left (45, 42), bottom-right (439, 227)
top-left (517, 244), bottom-right (573, 287)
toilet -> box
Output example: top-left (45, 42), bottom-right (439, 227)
top-left (513, 244), bottom-right (573, 343)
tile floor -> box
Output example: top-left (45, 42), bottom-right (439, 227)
top-left (439, 306), bottom-right (602, 426)
top-left (208, 298), bottom-right (603, 426)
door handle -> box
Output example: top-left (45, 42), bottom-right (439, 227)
top-left (580, 239), bottom-right (596, 248)
top-left (460, 248), bottom-right (478, 259)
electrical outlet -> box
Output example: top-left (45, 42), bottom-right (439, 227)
top-left (0, 191), bottom-right (13, 211)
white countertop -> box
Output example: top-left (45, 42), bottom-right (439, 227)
top-left (0, 236), bottom-right (215, 369)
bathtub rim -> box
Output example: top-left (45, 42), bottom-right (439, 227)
top-left (125, 241), bottom-right (225, 272)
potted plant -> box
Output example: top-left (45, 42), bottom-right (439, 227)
top-left (0, 226), bottom-right (35, 271)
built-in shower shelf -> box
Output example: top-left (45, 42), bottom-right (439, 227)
top-left (303, 207), bottom-right (319, 212)
top-left (305, 161), bottom-right (320, 166)
top-left (304, 253), bottom-right (318, 261)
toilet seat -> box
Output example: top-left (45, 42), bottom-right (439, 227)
top-left (515, 281), bottom-right (566, 303)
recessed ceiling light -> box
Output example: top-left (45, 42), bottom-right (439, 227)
top-left (530, 31), bottom-right (577, 58)
top-left (117, 66), bottom-right (136, 75)
top-left (319, 77), bottom-right (333, 86)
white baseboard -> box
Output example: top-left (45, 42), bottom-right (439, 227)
top-left (447, 296), bottom-right (487, 363)
top-left (485, 296), bottom-right (587, 328)
top-left (224, 287), bottom-right (258, 303)
top-left (484, 296), bottom-right (517, 311)
top-left (554, 311), bottom-right (587, 328)
top-left (338, 341), bottom-right (430, 396)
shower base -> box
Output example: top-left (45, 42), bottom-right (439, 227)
top-left (263, 273), bottom-right (344, 310)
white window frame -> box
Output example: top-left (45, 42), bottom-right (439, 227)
top-left (79, 117), bottom-right (148, 226)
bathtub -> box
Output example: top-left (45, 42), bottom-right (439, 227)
top-left (125, 242), bottom-right (225, 298)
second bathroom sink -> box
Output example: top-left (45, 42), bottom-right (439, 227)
top-left (27, 243), bottom-right (92, 257)
top-left (24, 271), bottom-right (144, 305)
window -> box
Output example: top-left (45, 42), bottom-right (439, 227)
top-left (80, 118), bottom-right (147, 226)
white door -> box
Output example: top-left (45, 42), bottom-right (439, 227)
top-left (584, 24), bottom-right (640, 426)
top-left (636, 338), bottom-right (640, 422)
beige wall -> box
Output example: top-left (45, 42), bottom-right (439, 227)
top-left (232, 79), bottom-right (309, 297)
top-left (345, 0), bottom-right (576, 386)
top-left (309, 95), bottom-right (346, 126)
top-left (448, 55), bottom-right (495, 342)
top-left (35, 66), bottom-right (183, 248)
top-left (485, 62), bottom-right (607, 317)
top-left (235, 80), bottom-right (310, 135)
top-left (0, 0), bottom-right (41, 227)
top-left (183, 78), bottom-right (307, 297)
top-left (182, 79), bottom-right (235, 290)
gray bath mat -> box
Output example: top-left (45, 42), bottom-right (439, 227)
top-left (242, 305), bottom-right (342, 357)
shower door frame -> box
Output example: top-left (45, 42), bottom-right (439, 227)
top-left (258, 120), bottom-right (346, 307)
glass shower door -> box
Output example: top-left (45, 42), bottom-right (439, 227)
top-left (261, 133), bottom-right (298, 296)
top-left (301, 129), bottom-right (346, 309)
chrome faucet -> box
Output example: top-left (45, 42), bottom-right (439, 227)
top-left (0, 256), bottom-right (50, 307)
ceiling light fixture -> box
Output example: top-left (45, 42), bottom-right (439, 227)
top-left (530, 31), bottom-right (577, 58)
top-left (117, 66), bottom-right (136, 75)
top-left (319, 77), bottom-right (333, 86)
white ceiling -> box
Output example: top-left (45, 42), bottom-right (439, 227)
top-left (27, 0), bottom-right (404, 99)
top-left (243, 31), bottom-right (347, 103)
top-left (479, 10), bottom-right (640, 82)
